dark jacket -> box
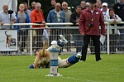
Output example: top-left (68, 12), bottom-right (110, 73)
top-left (70, 12), bottom-right (80, 25)
top-left (113, 3), bottom-right (124, 21)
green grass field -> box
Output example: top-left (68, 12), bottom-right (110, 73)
top-left (0, 54), bottom-right (124, 82)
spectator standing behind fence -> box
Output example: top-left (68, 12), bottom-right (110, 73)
top-left (101, 2), bottom-right (109, 21)
top-left (95, 0), bottom-right (102, 9)
top-left (70, 6), bottom-right (83, 53)
top-left (79, 0), bottom-right (106, 61)
top-left (30, 2), bottom-right (46, 52)
top-left (23, 2), bottom-right (31, 52)
top-left (30, 1), bottom-right (36, 11)
top-left (80, 0), bottom-right (86, 10)
top-left (47, 2), bottom-right (66, 40)
top-left (0, 4), bottom-right (16, 29)
top-left (62, 1), bottom-right (72, 52)
top-left (113, 0), bottom-right (124, 51)
top-left (46, 0), bottom-right (56, 21)
top-left (14, 4), bottom-right (30, 53)
top-left (23, 2), bottom-right (31, 16)
top-left (48, 0), bottom-right (56, 12)
top-left (105, 8), bottom-right (122, 54)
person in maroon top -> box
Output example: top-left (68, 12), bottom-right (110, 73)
top-left (79, 0), bottom-right (106, 61)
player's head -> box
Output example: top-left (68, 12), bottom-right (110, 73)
top-left (51, 40), bottom-right (57, 45)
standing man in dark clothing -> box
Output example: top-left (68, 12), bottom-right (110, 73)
top-left (79, 0), bottom-right (106, 61)
top-left (70, 6), bottom-right (83, 53)
top-left (45, 0), bottom-right (56, 21)
top-left (30, 1), bottom-right (36, 11)
top-left (113, 0), bottom-right (124, 51)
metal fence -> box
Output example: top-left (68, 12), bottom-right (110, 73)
top-left (0, 23), bottom-right (124, 55)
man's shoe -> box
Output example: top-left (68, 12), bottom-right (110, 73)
top-left (80, 56), bottom-right (86, 61)
top-left (96, 58), bottom-right (102, 61)
top-left (59, 35), bottom-right (68, 44)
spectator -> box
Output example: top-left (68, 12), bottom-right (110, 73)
top-left (80, 0), bottom-right (86, 10)
top-left (86, 2), bottom-right (90, 8)
top-left (101, 2), bottom-right (109, 21)
top-left (70, 6), bottom-right (83, 53)
top-left (23, 2), bottom-right (31, 52)
top-left (14, 4), bottom-right (30, 53)
top-left (70, 6), bottom-right (82, 25)
top-left (47, 3), bottom-right (66, 54)
top-left (0, 4), bottom-right (16, 29)
top-left (30, 1), bottom-right (36, 11)
top-left (45, 0), bottom-right (56, 21)
top-left (62, 1), bottom-right (72, 22)
top-left (49, 0), bottom-right (57, 12)
top-left (23, 2), bottom-right (31, 16)
top-left (113, 0), bottom-right (124, 51)
top-left (62, 1), bottom-right (72, 51)
top-left (105, 8), bottom-right (122, 54)
top-left (47, 3), bottom-right (65, 26)
top-left (47, 2), bottom-right (66, 28)
top-left (95, 0), bottom-right (102, 9)
top-left (79, 0), bottom-right (106, 61)
top-left (30, 2), bottom-right (46, 52)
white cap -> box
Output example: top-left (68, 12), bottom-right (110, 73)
top-left (86, 2), bottom-right (90, 6)
top-left (102, 2), bottom-right (108, 7)
top-left (51, 41), bottom-right (57, 45)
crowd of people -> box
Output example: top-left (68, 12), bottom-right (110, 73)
top-left (0, 0), bottom-right (124, 56)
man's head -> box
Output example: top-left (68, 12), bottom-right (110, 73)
top-left (75, 6), bottom-right (82, 14)
top-left (3, 4), bottom-right (8, 13)
top-left (120, 0), bottom-right (124, 4)
top-left (96, 0), bottom-right (102, 8)
top-left (35, 2), bottom-right (41, 11)
top-left (51, 0), bottom-right (56, 7)
top-left (109, 8), bottom-right (115, 16)
top-left (31, 1), bottom-right (36, 9)
top-left (51, 40), bottom-right (57, 45)
top-left (55, 3), bottom-right (61, 12)
top-left (62, 1), bottom-right (68, 10)
top-left (19, 4), bottom-right (25, 11)
top-left (80, 1), bottom-right (86, 9)
top-left (87, 0), bottom-right (96, 9)
top-left (102, 2), bottom-right (108, 11)
top-left (23, 2), bottom-right (28, 10)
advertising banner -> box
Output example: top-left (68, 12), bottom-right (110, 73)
top-left (0, 30), bottom-right (17, 51)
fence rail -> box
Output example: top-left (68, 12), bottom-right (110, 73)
top-left (0, 22), bottom-right (124, 55)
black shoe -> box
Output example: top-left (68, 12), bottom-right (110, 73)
top-left (96, 58), bottom-right (102, 61)
top-left (80, 56), bottom-right (86, 61)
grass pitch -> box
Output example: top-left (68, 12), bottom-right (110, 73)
top-left (0, 54), bottom-right (124, 82)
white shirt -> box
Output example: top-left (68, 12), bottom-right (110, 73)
top-left (0, 11), bottom-right (17, 29)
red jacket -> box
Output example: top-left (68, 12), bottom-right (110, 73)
top-left (79, 8), bottom-right (106, 35)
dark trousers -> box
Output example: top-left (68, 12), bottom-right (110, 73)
top-left (81, 35), bottom-right (101, 61)
top-left (110, 34), bottom-right (118, 53)
top-left (36, 29), bottom-right (43, 50)
top-left (18, 30), bottom-right (28, 52)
